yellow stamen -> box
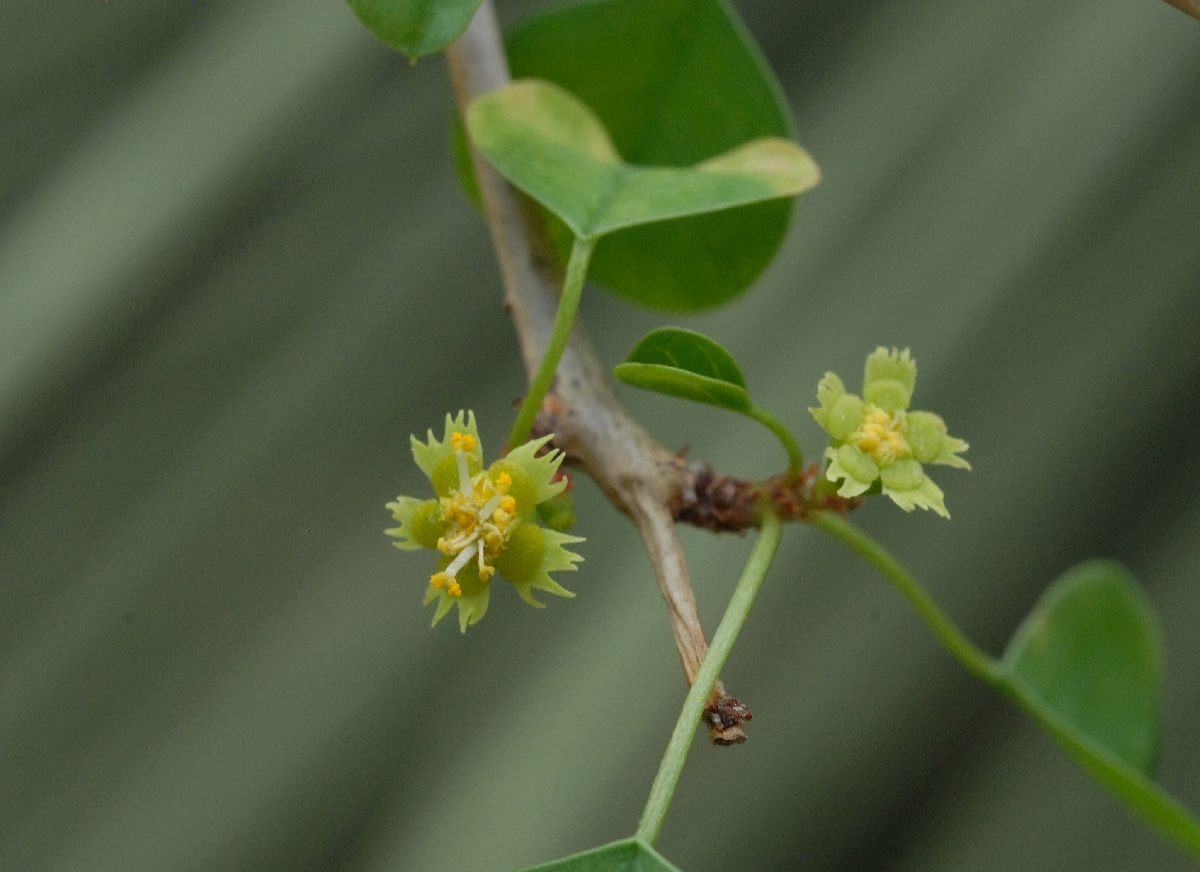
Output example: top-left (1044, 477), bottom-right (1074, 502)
top-left (852, 406), bottom-right (908, 465)
top-left (429, 444), bottom-right (523, 600)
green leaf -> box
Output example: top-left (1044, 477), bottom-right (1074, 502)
top-left (346, 0), bottom-right (482, 60)
top-left (466, 80), bottom-right (818, 242)
top-left (613, 328), bottom-right (752, 412)
top-left (997, 561), bottom-right (1200, 858)
top-left (812, 512), bottom-right (1200, 859)
top-left (1001, 560), bottom-right (1163, 772)
top-left (455, 0), bottom-right (807, 310)
top-left (614, 327), bottom-right (804, 471)
top-left (522, 838), bottom-right (682, 872)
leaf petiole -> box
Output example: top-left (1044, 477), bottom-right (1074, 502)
top-left (744, 403), bottom-right (803, 476)
top-left (508, 235), bottom-right (595, 448)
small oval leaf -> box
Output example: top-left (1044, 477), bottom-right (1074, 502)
top-left (522, 837), bottom-right (681, 872)
top-left (1001, 559), bottom-right (1163, 772)
top-left (997, 578), bottom-right (1200, 861)
top-left (466, 80), bottom-right (819, 241)
top-left (346, 0), bottom-right (483, 60)
top-left (614, 328), bottom-right (752, 412)
top-left (453, 0), bottom-right (808, 310)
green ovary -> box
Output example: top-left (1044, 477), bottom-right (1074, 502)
top-left (880, 458), bottom-right (924, 491)
top-left (827, 394), bottom-right (864, 441)
top-left (431, 450), bottom-right (481, 496)
top-left (487, 459), bottom-right (537, 517)
top-left (496, 524), bottom-right (545, 584)
top-left (904, 411), bottom-right (948, 463)
top-left (409, 499), bottom-right (444, 549)
top-left (837, 443), bottom-right (879, 483)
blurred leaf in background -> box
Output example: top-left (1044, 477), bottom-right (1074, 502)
top-left (2, 2), bottom-right (1199, 871)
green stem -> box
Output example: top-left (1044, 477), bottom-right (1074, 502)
top-left (635, 511), bottom-right (783, 846)
top-left (806, 510), bottom-right (1000, 685)
top-left (508, 235), bottom-right (595, 448)
top-left (744, 403), bottom-right (804, 475)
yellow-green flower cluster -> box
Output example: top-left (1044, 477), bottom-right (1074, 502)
top-left (386, 411), bottom-right (583, 632)
top-left (810, 348), bottom-right (969, 518)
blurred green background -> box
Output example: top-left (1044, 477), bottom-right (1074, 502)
top-left (3, 2), bottom-right (1199, 870)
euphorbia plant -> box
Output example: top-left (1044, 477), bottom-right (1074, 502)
top-left (350, 0), bottom-right (1200, 868)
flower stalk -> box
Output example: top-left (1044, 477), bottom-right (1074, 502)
top-left (635, 511), bottom-right (783, 845)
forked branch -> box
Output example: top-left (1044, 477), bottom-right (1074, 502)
top-left (444, 1), bottom-right (855, 741)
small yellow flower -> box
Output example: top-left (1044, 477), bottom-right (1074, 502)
top-left (810, 348), bottom-right (969, 518)
top-left (386, 411), bottom-right (584, 632)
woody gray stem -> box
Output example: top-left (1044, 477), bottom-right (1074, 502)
top-left (445, 1), bottom-right (745, 741)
